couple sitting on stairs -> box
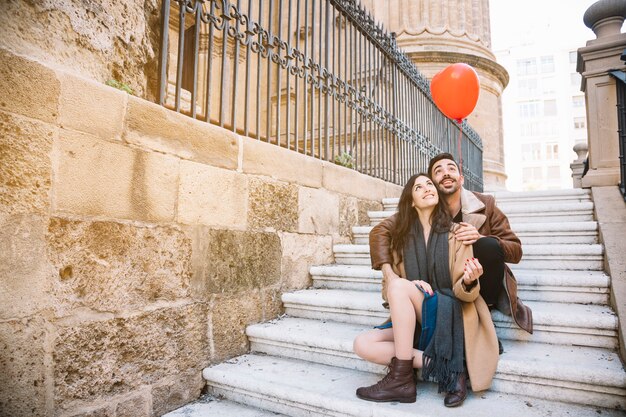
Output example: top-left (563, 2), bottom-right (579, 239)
top-left (352, 153), bottom-right (534, 407)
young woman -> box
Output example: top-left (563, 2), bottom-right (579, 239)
top-left (353, 173), bottom-right (499, 407)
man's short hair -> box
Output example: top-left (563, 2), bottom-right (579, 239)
top-left (428, 153), bottom-right (459, 177)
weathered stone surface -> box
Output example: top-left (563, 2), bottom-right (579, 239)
top-left (0, 317), bottom-right (47, 417)
top-left (65, 404), bottom-right (114, 417)
top-left (0, 48), bottom-right (59, 123)
top-left (59, 73), bottom-right (127, 141)
top-left (191, 228), bottom-right (282, 295)
top-left (0, 1), bottom-right (161, 100)
top-left (241, 136), bottom-right (324, 188)
top-left (125, 96), bottom-right (239, 169)
top-left (279, 233), bottom-right (333, 290)
top-left (115, 392), bottom-right (151, 417)
top-left (358, 199), bottom-right (383, 225)
top-left (210, 291), bottom-right (264, 362)
top-left (339, 197), bottom-right (359, 239)
top-left (322, 161), bottom-right (388, 201)
top-left (53, 303), bottom-right (208, 405)
top-left (54, 130), bottom-right (179, 222)
top-left (298, 187), bottom-right (340, 234)
top-left (46, 218), bottom-right (192, 315)
top-left (248, 177), bottom-right (298, 231)
top-left (178, 161), bottom-right (248, 228)
top-left (151, 371), bottom-right (204, 417)
top-left (385, 182), bottom-right (403, 198)
top-left (0, 215), bottom-right (53, 320)
top-left (0, 111), bottom-right (54, 218)
top-left (262, 287), bottom-right (284, 319)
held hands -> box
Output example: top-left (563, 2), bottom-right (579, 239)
top-left (455, 222), bottom-right (483, 245)
top-left (463, 257), bottom-right (483, 286)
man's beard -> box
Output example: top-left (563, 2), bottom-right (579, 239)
top-left (437, 179), bottom-right (460, 195)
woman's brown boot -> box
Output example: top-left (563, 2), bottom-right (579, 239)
top-left (356, 357), bottom-right (416, 403)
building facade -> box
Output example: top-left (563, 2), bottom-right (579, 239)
top-left (497, 44), bottom-right (588, 191)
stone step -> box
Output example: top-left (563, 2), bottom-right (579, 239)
top-left (164, 395), bottom-right (289, 417)
top-left (203, 354), bottom-right (626, 414)
top-left (369, 202), bottom-right (595, 225)
top-left (282, 289), bottom-right (618, 349)
top-left (332, 243), bottom-right (605, 270)
top-left (246, 317), bottom-right (626, 409)
top-left (381, 189), bottom-right (592, 211)
top-left (310, 265), bottom-right (611, 305)
top-left (352, 221), bottom-right (599, 245)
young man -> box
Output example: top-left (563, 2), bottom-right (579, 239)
top-left (368, 153), bottom-right (533, 405)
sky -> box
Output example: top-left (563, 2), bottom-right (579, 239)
top-left (489, 0), bottom-right (599, 52)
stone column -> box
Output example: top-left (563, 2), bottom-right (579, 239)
top-left (571, 142), bottom-right (589, 188)
top-left (365, 0), bottom-right (509, 190)
top-left (577, 0), bottom-right (626, 187)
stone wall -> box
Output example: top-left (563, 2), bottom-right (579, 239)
top-left (0, 48), bottom-right (400, 417)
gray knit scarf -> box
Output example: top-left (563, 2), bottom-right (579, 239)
top-left (403, 219), bottom-right (465, 393)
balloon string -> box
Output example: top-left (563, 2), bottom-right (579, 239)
top-left (457, 120), bottom-right (463, 175)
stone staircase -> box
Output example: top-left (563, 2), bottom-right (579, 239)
top-left (166, 188), bottom-right (626, 416)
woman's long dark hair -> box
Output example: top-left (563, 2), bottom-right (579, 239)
top-left (390, 173), bottom-right (452, 255)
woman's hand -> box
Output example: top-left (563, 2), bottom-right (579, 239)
top-left (415, 280), bottom-right (434, 295)
top-left (463, 257), bottom-right (483, 285)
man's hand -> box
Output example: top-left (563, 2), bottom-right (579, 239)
top-left (454, 222), bottom-right (483, 245)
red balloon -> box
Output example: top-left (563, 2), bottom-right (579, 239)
top-left (430, 63), bottom-right (480, 123)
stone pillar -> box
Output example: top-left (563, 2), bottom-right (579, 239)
top-left (577, 0), bottom-right (626, 187)
top-left (365, 0), bottom-right (509, 190)
top-left (571, 142), bottom-right (589, 188)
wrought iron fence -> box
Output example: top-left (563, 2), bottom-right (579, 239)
top-left (612, 70), bottom-right (626, 200)
top-left (158, 0), bottom-right (484, 190)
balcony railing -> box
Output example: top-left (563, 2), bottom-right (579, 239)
top-left (158, 0), bottom-right (484, 190)
top-left (612, 70), bottom-right (626, 200)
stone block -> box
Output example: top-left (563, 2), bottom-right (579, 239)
top-left (116, 392), bottom-right (151, 417)
top-left (59, 73), bottom-right (127, 141)
top-left (190, 228), bottom-right (282, 296)
top-left (54, 130), bottom-right (178, 222)
top-left (46, 218), bottom-right (192, 315)
top-left (0, 317), bottom-right (47, 417)
top-left (125, 96), bottom-right (239, 169)
top-left (0, 48), bottom-right (59, 123)
top-left (151, 371), bottom-right (204, 417)
top-left (339, 197), bottom-right (359, 238)
top-left (321, 161), bottom-right (388, 201)
top-left (241, 137), bottom-right (324, 188)
top-left (298, 187), bottom-right (340, 234)
top-left (210, 291), bottom-right (263, 362)
top-left (358, 199), bottom-right (383, 225)
top-left (0, 2), bottom-right (161, 100)
top-left (64, 405), bottom-right (114, 417)
top-left (53, 303), bottom-right (208, 405)
top-left (279, 232), bottom-right (333, 290)
top-left (178, 161), bottom-right (247, 228)
top-left (261, 287), bottom-right (284, 319)
top-left (385, 182), bottom-right (403, 198)
top-left (248, 177), bottom-right (298, 231)
top-left (0, 111), bottom-right (54, 218)
top-left (0, 215), bottom-right (53, 320)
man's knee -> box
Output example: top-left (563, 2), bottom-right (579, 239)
top-left (473, 237), bottom-right (504, 264)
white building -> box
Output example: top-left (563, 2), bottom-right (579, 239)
top-left (496, 44), bottom-right (588, 191)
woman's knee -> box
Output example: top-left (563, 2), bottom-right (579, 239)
top-left (353, 333), bottom-right (371, 358)
top-left (387, 278), bottom-right (411, 299)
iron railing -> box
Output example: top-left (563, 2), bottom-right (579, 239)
top-left (158, 0), bottom-right (484, 190)
top-left (611, 70), bottom-right (626, 200)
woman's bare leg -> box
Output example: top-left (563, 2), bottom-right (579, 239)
top-left (387, 278), bottom-right (425, 361)
top-left (353, 279), bottom-right (427, 368)
top-left (353, 328), bottom-right (424, 369)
